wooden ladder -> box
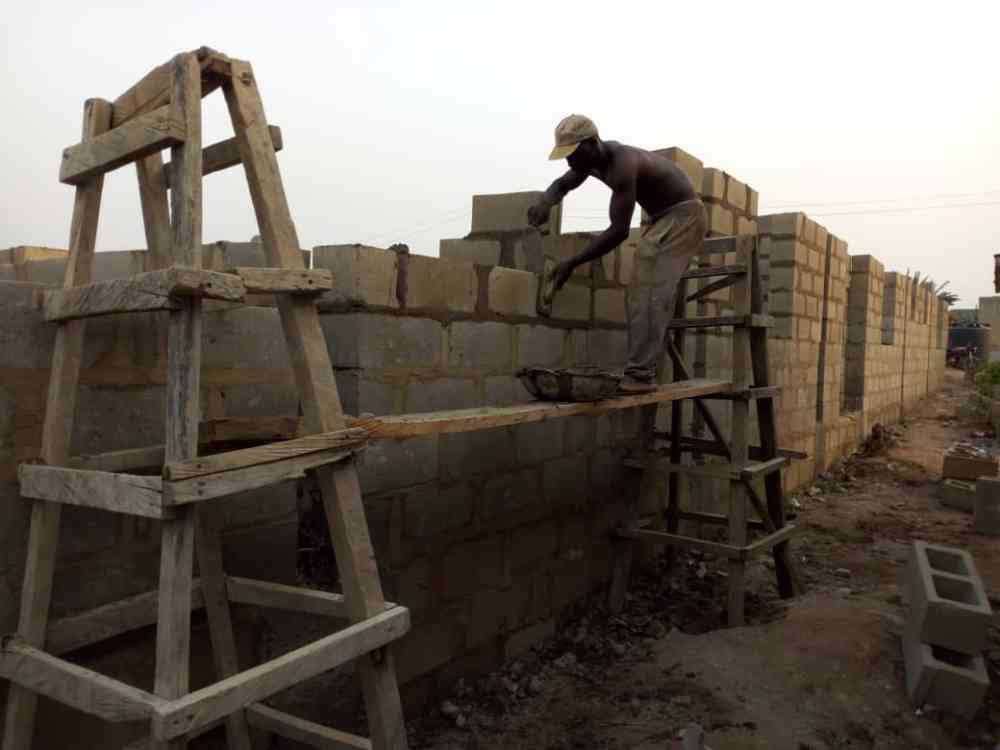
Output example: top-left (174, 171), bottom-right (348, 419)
top-left (608, 234), bottom-right (806, 626)
top-left (1, 48), bottom-right (409, 750)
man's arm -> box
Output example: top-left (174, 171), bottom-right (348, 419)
top-left (552, 170), bottom-right (635, 288)
top-left (527, 169), bottom-right (588, 226)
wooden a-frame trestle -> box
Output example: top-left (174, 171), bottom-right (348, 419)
top-left (608, 235), bottom-right (806, 626)
top-left (1, 47), bottom-right (410, 750)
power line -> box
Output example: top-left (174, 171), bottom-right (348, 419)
top-left (761, 189), bottom-right (1000, 210)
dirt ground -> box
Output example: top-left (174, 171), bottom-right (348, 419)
top-left (411, 369), bottom-right (1000, 750)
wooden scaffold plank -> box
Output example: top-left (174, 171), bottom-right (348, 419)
top-left (163, 126), bottom-right (283, 188)
top-left (228, 266), bottom-right (332, 294)
top-left (245, 704), bottom-right (372, 749)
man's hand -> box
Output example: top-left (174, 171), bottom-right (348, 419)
top-left (527, 201), bottom-right (551, 228)
top-left (553, 260), bottom-right (574, 291)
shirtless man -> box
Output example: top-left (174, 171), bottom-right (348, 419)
top-left (527, 114), bottom-right (706, 392)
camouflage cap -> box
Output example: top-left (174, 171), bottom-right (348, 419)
top-left (548, 114), bottom-right (598, 160)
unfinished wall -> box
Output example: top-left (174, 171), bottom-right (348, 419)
top-left (0, 144), bottom-right (951, 741)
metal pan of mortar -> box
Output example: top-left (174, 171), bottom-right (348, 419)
top-left (517, 366), bottom-right (622, 402)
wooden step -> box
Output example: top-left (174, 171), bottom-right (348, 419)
top-left (246, 703), bottom-right (372, 749)
top-left (625, 455), bottom-right (788, 480)
top-left (614, 523), bottom-right (800, 561)
top-left (60, 105), bottom-right (186, 185)
top-left (151, 606), bottom-right (410, 741)
top-left (681, 264), bottom-right (747, 279)
top-left (668, 314), bottom-right (772, 330)
top-left (227, 267), bottom-right (333, 294)
top-left (0, 638), bottom-right (164, 723)
top-left (43, 268), bottom-right (246, 322)
top-left (163, 125), bottom-right (283, 188)
top-left (19, 464), bottom-right (168, 519)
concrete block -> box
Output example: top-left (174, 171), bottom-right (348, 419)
top-left (747, 188), bottom-right (759, 217)
top-left (403, 482), bottom-right (474, 538)
top-left (736, 217), bottom-right (757, 236)
top-left (726, 177), bottom-right (747, 211)
top-left (701, 168), bottom-right (725, 200)
top-left (906, 541), bottom-right (991, 654)
top-left (706, 204), bottom-right (734, 236)
top-left (441, 427), bottom-right (514, 480)
top-left (334, 371), bottom-right (397, 416)
top-left (517, 325), bottom-right (567, 368)
top-left (313, 244), bottom-right (399, 309)
top-left (538, 234), bottom-right (593, 278)
top-left (439, 238), bottom-right (502, 266)
top-left (902, 629), bottom-right (989, 719)
top-left (489, 267), bottom-right (538, 317)
top-left (503, 618), bottom-right (556, 660)
top-left (586, 329), bottom-right (627, 370)
top-left (936, 479), bottom-right (975, 512)
top-left (655, 147), bottom-right (704, 193)
top-left (759, 212), bottom-right (804, 238)
top-left (449, 321), bottom-right (513, 370)
top-left (942, 453), bottom-right (997, 481)
top-left (321, 314), bottom-right (442, 369)
top-left (974, 477), bottom-right (1000, 537)
top-left (594, 289), bottom-right (626, 324)
top-left (552, 283), bottom-right (591, 322)
top-left (544, 455), bottom-right (589, 501)
top-left (405, 377), bottom-right (479, 412)
top-left (481, 468), bottom-right (542, 518)
top-left (514, 420), bottom-right (564, 465)
top-left (442, 535), bottom-right (506, 600)
top-left (471, 192), bottom-right (561, 234)
top-left (356, 436), bottom-right (439, 494)
top-left (485, 375), bottom-right (530, 407)
top-left (406, 255), bottom-right (478, 313)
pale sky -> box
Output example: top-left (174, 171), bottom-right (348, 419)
top-left (2, 1), bottom-right (998, 307)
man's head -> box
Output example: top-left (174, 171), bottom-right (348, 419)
top-left (548, 114), bottom-right (602, 169)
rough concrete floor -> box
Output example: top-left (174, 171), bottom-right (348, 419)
top-left (409, 369), bottom-right (1000, 750)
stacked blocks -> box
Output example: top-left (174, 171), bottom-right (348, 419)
top-left (902, 541), bottom-right (991, 717)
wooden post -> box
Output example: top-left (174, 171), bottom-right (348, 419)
top-left (135, 152), bottom-right (172, 270)
top-left (727, 242), bottom-right (752, 626)
top-left (1, 97), bottom-right (112, 750)
top-left (665, 276), bottom-right (689, 555)
top-left (152, 52), bottom-right (202, 750)
top-left (223, 58), bottom-right (408, 750)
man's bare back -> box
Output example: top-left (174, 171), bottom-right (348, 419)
top-left (593, 141), bottom-right (697, 220)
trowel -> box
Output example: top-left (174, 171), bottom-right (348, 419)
top-left (536, 255), bottom-right (557, 317)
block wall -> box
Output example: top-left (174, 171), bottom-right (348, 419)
top-left (311, 243), bottom-right (637, 705)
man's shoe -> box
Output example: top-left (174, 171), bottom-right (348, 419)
top-left (618, 378), bottom-right (657, 394)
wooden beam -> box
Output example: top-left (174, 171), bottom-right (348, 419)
top-left (60, 105), bottom-right (186, 185)
top-left (111, 47), bottom-right (231, 128)
top-left (200, 416), bottom-right (302, 443)
top-left (676, 510), bottom-right (766, 530)
top-left (227, 577), bottom-right (398, 619)
top-left (739, 456), bottom-right (788, 480)
top-left (0, 638), bottom-right (164, 722)
top-left (615, 527), bottom-right (743, 559)
top-left (122, 719), bottom-right (225, 750)
top-left (69, 445), bottom-right (166, 473)
top-left (699, 386), bottom-right (782, 401)
top-left (245, 703), bottom-right (372, 749)
top-left (745, 524), bottom-right (799, 557)
top-left (163, 126), bottom-right (283, 188)
top-left (152, 606), bottom-right (410, 740)
top-left (19, 464), bottom-right (167, 519)
top-left (668, 314), bottom-right (772, 330)
top-left (43, 267), bottom-right (245, 322)
top-left (653, 432), bottom-right (808, 461)
top-left (46, 582), bottom-right (205, 656)
top-left (681, 263), bottom-right (746, 279)
top-left (228, 267), bottom-right (332, 294)
top-left (686, 274), bottom-right (738, 303)
top-left (164, 428), bottom-right (367, 481)
top-left (356, 379), bottom-right (732, 438)
top-left (165, 445), bottom-right (359, 504)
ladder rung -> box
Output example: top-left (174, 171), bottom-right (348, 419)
top-left (228, 266), bottom-right (333, 295)
top-left (19, 464), bottom-right (168, 519)
top-left (653, 432), bottom-right (808, 462)
top-left (699, 386), bottom-right (781, 401)
top-left (163, 125), bottom-right (283, 188)
top-left (152, 606), bottom-right (410, 741)
top-left (60, 105), bottom-right (186, 185)
top-left (681, 264), bottom-right (747, 279)
top-left (43, 268), bottom-right (246, 322)
top-left (245, 703), bottom-right (372, 749)
top-left (0, 638), bottom-right (164, 723)
top-left (615, 523), bottom-right (800, 561)
top-left (628, 456), bottom-right (788, 481)
top-left (668, 314), bottom-right (771, 330)
top-left (226, 576), bottom-right (397, 619)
